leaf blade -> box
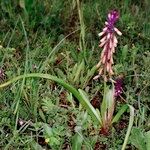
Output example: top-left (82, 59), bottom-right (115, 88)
top-left (121, 105), bottom-right (134, 150)
top-left (112, 104), bottom-right (128, 123)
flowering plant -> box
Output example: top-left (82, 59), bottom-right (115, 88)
top-left (92, 11), bottom-right (134, 149)
top-left (93, 10), bottom-right (123, 131)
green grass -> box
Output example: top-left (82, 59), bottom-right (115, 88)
top-left (0, 0), bottom-right (150, 149)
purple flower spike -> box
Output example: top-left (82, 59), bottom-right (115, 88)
top-left (107, 10), bottom-right (119, 32)
top-left (114, 77), bottom-right (123, 97)
top-left (98, 10), bottom-right (122, 37)
top-left (94, 10), bottom-right (122, 80)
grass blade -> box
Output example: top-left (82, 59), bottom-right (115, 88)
top-left (73, 60), bottom-right (84, 83)
top-left (112, 104), bottom-right (128, 123)
top-left (121, 105), bottom-right (134, 150)
top-left (72, 133), bottom-right (83, 150)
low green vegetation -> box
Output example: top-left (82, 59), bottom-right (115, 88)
top-left (0, 0), bottom-right (150, 149)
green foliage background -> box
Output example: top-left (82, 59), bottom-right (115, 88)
top-left (0, 0), bottom-right (150, 149)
